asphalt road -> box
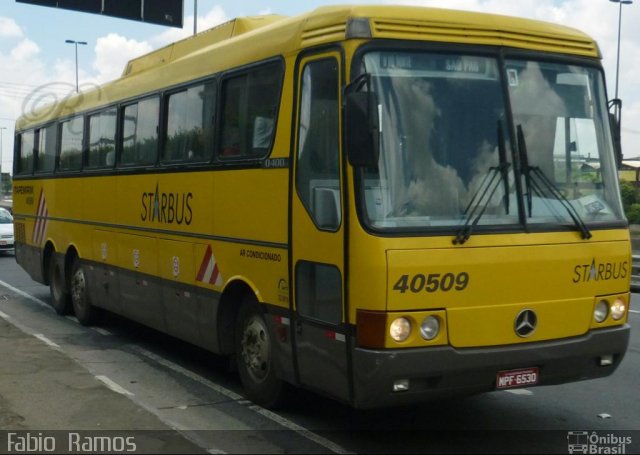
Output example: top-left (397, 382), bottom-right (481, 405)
top-left (0, 252), bottom-right (638, 454)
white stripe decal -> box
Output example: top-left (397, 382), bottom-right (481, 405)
top-left (33, 190), bottom-right (48, 245)
top-left (202, 256), bottom-right (215, 284)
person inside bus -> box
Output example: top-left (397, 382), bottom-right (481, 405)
top-left (221, 124), bottom-right (241, 157)
top-left (252, 115), bottom-right (274, 155)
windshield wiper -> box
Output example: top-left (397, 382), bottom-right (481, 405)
top-left (516, 125), bottom-right (592, 240)
top-left (453, 123), bottom-right (511, 245)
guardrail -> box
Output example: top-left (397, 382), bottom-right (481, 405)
top-left (631, 255), bottom-right (640, 292)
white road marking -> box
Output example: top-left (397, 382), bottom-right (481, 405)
top-left (1, 281), bottom-right (350, 454)
top-left (0, 310), bottom-right (11, 320)
top-left (504, 389), bottom-right (534, 396)
top-left (248, 404), bottom-right (353, 454)
top-left (629, 310), bottom-right (639, 314)
top-left (0, 279), bottom-right (50, 309)
top-left (132, 346), bottom-right (245, 401)
top-left (66, 315), bottom-right (79, 323)
top-left (95, 375), bottom-right (134, 396)
top-left (34, 333), bottom-right (61, 349)
top-left (133, 347), bottom-right (352, 454)
top-left (91, 327), bottom-right (113, 336)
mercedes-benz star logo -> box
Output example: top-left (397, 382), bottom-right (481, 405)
top-left (514, 309), bottom-right (537, 338)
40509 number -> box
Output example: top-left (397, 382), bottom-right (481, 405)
top-left (392, 272), bottom-right (469, 294)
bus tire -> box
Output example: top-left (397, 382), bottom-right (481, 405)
top-left (235, 296), bottom-right (286, 408)
top-left (70, 258), bottom-right (99, 326)
top-left (49, 257), bottom-right (71, 315)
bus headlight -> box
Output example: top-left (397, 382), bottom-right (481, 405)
top-left (390, 317), bottom-right (411, 342)
top-left (420, 316), bottom-right (440, 340)
top-left (610, 298), bottom-right (626, 321)
top-left (594, 300), bottom-right (609, 323)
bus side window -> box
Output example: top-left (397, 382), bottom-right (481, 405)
top-left (296, 58), bottom-right (341, 230)
top-left (121, 97), bottom-right (159, 167)
top-left (163, 81), bottom-right (216, 163)
top-left (58, 115), bottom-right (84, 172)
top-left (218, 62), bottom-right (282, 160)
top-left (296, 261), bottom-right (342, 325)
top-left (35, 124), bottom-right (57, 173)
top-left (16, 130), bottom-right (35, 175)
top-left (87, 108), bottom-right (117, 169)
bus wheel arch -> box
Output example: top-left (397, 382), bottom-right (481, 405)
top-left (42, 241), bottom-right (56, 286)
top-left (64, 245), bottom-right (80, 288)
top-left (217, 279), bottom-right (258, 355)
top-left (67, 250), bottom-right (99, 326)
top-left (217, 279), bottom-right (287, 408)
top-left (47, 243), bottom-right (71, 315)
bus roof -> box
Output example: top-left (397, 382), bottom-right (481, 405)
top-left (17, 4), bottom-right (599, 130)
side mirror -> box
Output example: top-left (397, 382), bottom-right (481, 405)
top-left (345, 74), bottom-right (379, 168)
top-left (608, 98), bottom-right (622, 168)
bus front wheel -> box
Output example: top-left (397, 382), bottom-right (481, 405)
top-left (70, 258), bottom-right (99, 326)
top-left (235, 296), bottom-right (286, 408)
top-left (49, 258), bottom-right (71, 315)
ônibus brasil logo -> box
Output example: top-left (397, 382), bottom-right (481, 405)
top-left (567, 431), bottom-right (632, 454)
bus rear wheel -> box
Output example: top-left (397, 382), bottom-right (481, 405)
top-left (49, 258), bottom-right (71, 315)
top-left (70, 259), bottom-right (99, 326)
top-left (235, 296), bottom-right (286, 408)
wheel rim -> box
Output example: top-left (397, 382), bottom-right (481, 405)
top-left (71, 267), bottom-right (86, 309)
top-left (240, 314), bottom-right (271, 384)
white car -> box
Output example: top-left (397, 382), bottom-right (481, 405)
top-left (0, 207), bottom-right (14, 254)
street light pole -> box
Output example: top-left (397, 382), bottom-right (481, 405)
top-left (0, 127), bottom-right (6, 196)
top-left (194, 0), bottom-right (198, 35)
top-left (65, 39), bottom-right (88, 93)
top-left (610, 0), bottom-right (633, 100)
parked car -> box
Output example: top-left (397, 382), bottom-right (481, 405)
top-left (0, 207), bottom-right (14, 254)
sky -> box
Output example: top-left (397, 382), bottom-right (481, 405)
top-left (1, 0), bottom-right (639, 175)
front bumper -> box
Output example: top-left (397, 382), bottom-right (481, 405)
top-left (352, 325), bottom-right (629, 409)
top-left (0, 238), bottom-right (14, 251)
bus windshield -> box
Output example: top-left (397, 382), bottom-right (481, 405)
top-left (358, 50), bottom-right (625, 232)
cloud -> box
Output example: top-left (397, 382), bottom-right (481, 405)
top-left (88, 4), bottom-right (230, 84)
top-left (10, 39), bottom-right (40, 61)
top-left (152, 5), bottom-right (229, 46)
top-left (92, 33), bottom-right (153, 84)
top-left (0, 17), bottom-right (23, 38)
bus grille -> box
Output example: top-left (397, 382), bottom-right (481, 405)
top-left (14, 223), bottom-right (25, 244)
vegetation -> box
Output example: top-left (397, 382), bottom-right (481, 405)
top-left (1, 173), bottom-right (10, 196)
top-left (620, 180), bottom-right (640, 224)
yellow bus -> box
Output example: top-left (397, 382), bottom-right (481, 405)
top-left (12, 5), bottom-right (631, 409)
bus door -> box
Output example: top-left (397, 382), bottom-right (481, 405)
top-left (291, 52), bottom-right (349, 401)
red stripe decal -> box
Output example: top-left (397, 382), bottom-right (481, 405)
top-left (196, 245), bottom-right (213, 282)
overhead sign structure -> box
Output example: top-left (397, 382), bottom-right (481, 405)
top-left (16, 0), bottom-right (184, 28)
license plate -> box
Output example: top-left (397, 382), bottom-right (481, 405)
top-left (496, 367), bottom-right (539, 389)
